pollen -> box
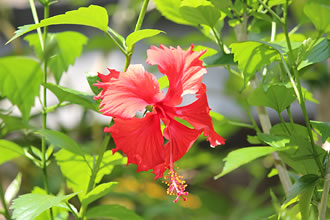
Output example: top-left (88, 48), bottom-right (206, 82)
top-left (162, 169), bottom-right (188, 203)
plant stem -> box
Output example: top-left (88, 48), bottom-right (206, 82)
top-left (286, 106), bottom-right (294, 124)
top-left (282, 0), bottom-right (324, 176)
top-left (28, 0), bottom-right (44, 50)
top-left (319, 155), bottom-right (330, 220)
top-left (124, 0), bottom-right (150, 71)
top-left (0, 181), bottom-right (11, 220)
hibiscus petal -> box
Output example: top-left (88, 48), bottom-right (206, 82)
top-left (97, 64), bottom-right (164, 118)
top-left (166, 92), bottom-right (225, 147)
top-left (107, 112), bottom-right (165, 172)
top-left (94, 69), bottom-right (120, 100)
top-left (146, 45), bottom-right (206, 106)
top-left (163, 119), bottom-right (201, 164)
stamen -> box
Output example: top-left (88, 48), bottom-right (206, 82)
top-left (162, 168), bottom-right (188, 203)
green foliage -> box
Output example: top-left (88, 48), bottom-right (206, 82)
top-left (297, 38), bottom-right (329, 70)
top-left (81, 182), bottom-right (118, 207)
top-left (125, 29), bottom-right (164, 52)
top-left (11, 192), bottom-right (77, 220)
top-left (303, 0), bottom-right (330, 33)
top-left (0, 140), bottom-right (24, 165)
top-left (54, 149), bottom-right (126, 198)
top-left (203, 51), bottom-right (236, 67)
top-left (45, 83), bottom-right (98, 111)
top-left (214, 146), bottom-right (276, 179)
top-left (248, 85), bottom-right (296, 113)
top-left (0, 57), bottom-right (43, 120)
top-left (158, 76), bottom-right (169, 90)
top-left (5, 173), bottom-right (22, 204)
top-left (270, 123), bottom-right (326, 175)
top-left (180, 0), bottom-right (221, 27)
top-left (0, 113), bottom-right (31, 136)
top-left (257, 133), bottom-right (290, 149)
top-left (25, 32), bottom-right (88, 83)
top-left (311, 120), bottom-right (330, 143)
top-left (7, 5), bottom-right (108, 44)
top-left (86, 204), bottom-right (143, 220)
top-left (230, 41), bottom-right (280, 85)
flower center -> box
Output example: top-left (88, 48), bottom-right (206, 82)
top-left (163, 167), bottom-right (188, 203)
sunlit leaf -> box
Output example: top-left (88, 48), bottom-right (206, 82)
top-left (86, 204), bottom-right (143, 220)
top-left (158, 76), bottom-right (169, 90)
top-left (11, 192), bottom-right (77, 220)
top-left (0, 57), bottom-right (43, 120)
top-left (179, 0), bottom-right (221, 27)
top-left (125, 29), bottom-right (164, 51)
top-left (0, 140), bottom-right (24, 165)
top-left (230, 41), bottom-right (280, 85)
top-left (7, 5), bottom-right (108, 44)
top-left (25, 32), bottom-right (88, 83)
top-left (81, 182), bottom-right (118, 207)
top-left (248, 85), bottom-right (296, 113)
top-left (311, 120), bottom-right (330, 143)
top-left (4, 173), bottom-right (22, 204)
top-left (55, 149), bottom-right (126, 198)
top-left (214, 146), bottom-right (276, 179)
top-left (304, 0), bottom-right (330, 33)
top-left (45, 83), bottom-right (98, 111)
top-left (257, 133), bottom-right (290, 149)
top-left (153, 0), bottom-right (193, 25)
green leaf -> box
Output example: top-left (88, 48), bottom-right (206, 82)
top-left (268, 0), bottom-right (286, 7)
top-left (86, 73), bottom-right (102, 95)
top-left (203, 51), bottom-right (236, 67)
top-left (179, 0), bottom-right (221, 27)
top-left (193, 45), bottom-right (217, 59)
top-left (284, 174), bottom-right (319, 204)
top-left (25, 31), bottom-right (88, 83)
top-left (302, 87), bottom-right (319, 104)
top-left (0, 140), bottom-right (24, 165)
top-left (298, 38), bottom-right (329, 70)
top-left (270, 123), bottom-right (326, 175)
top-left (11, 192), bottom-right (77, 220)
top-left (81, 182), bottom-right (118, 207)
top-left (214, 146), bottom-right (276, 179)
top-left (299, 178), bottom-right (318, 220)
top-left (153, 0), bottom-right (193, 25)
top-left (0, 57), bottom-right (43, 120)
top-left (304, 0), bottom-right (330, 33)
top-left (86, 204), bottom-right (143, 220)
top-left (257, 133), bottom-right (290, 149)
top-left (248, 85), bottom-right (296, 113)
top-left (125, 29), bottom-right (164, 51)
top-left (45, 83), bottom-right (98, 111)
top-left (38, 129), bottom-right (84, 156)
top-left (230, 41), bottom-right (280, 85)
top-left (311, 120), bottom-right (330, 143)
top-left (7, 5), bottom-right (108, 44)
top-left (158, 76), bottom-right (169, 90)
top-left (0, 113), bottom-right (31, 136)
top-left (4, 172), bottom-right (22, 204)
top-left (55, 149), bottom-right (126, 198)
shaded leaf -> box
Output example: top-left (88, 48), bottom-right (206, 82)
top-left (0, 57), bottom-right (43, 120)
top-left (86, 73), bottom-right (102, 95)
top-left (284, 174), bottom-right (319, 204)
top-left (311, 120), bottom-right (330, 143)
top-left (299, 178), bottom-right (318, 220)
top-left (304, 0), bottom-right (330, 33)
top-left (215, 146), bottom-right (276, 179)
top-left (180, 0), bottom-right (221, 27)
top-left (45, 83), bottom-right (98, 111)
top-left (7, 5), bottom-right (108, 44)
top-left (0, 113), bottom-right (31, 136)
top-left (0, 140), bottom-right (24, 165)
top-left (86, 204), bottom-right (143, 220)
top-left (81, 182), bottom-right (118, 207)
top-left (11, 192), bottom-right (77, 220)
top-left (126, 29), bottom-right (164, 51)
top-left (298, 38), bottom-right (329, 70)
top-left (203, 51), bottom-right (236, 67)
top-left (248, 85), bottom-right (296, 113)
top-left (230, 41), bottom-right (280, 84)
top-left (38, 129), bottom-right (84, 156)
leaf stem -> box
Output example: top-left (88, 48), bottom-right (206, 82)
top-left (281, 0), bottom-right (324, 176)
top-left (28, 0), bottom-right (44, 50)
top-left (0, 181), bottom-right (11, 220)
top-left (258, 0), bottom-right (283, 25)
top-left (286, 106), bottom-right (294, 124)
top-left (319, 155), bottom-right (330, 220)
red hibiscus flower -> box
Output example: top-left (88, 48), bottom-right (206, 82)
top-left (94, 45), bottom-right (225, 202)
